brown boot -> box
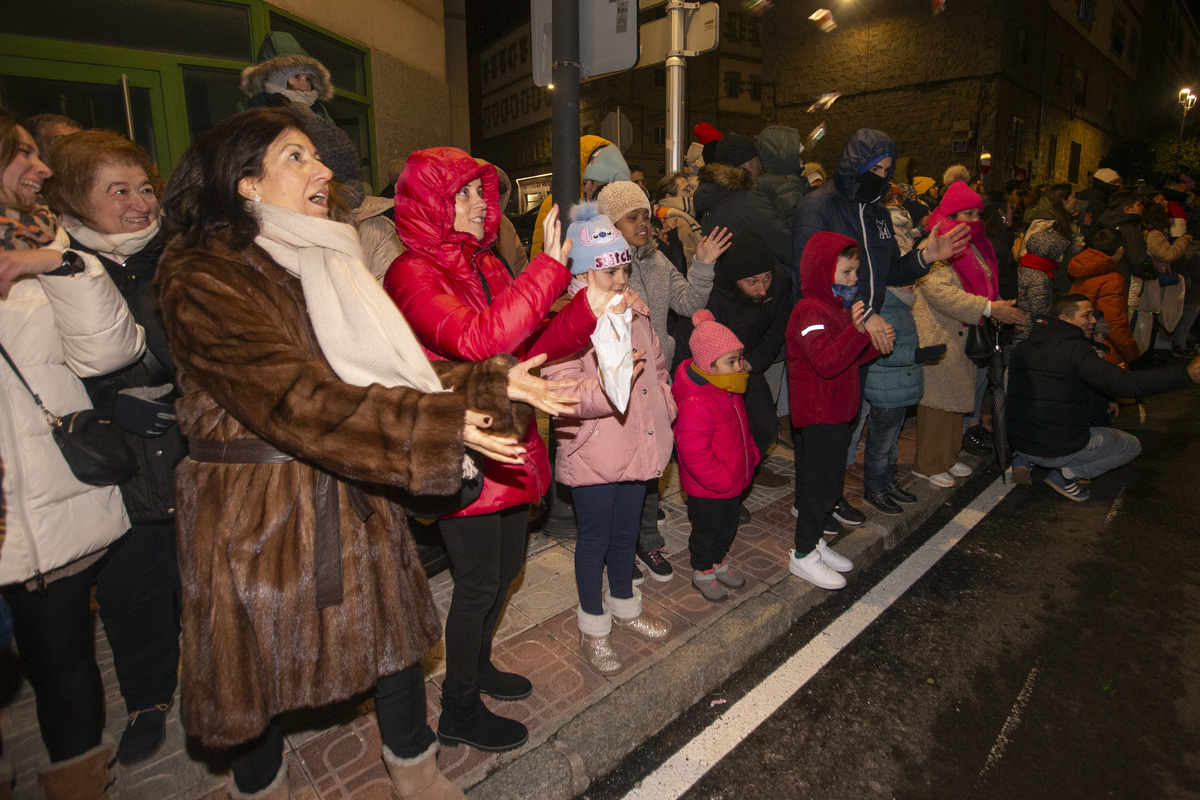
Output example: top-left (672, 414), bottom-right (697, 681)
top-left (38, 738), bottom-right (111, 800)
top-left (229, 760), bottom-right (290, 800)
top-left (382, 742), bottom-right (464, 800)
top-left (777, 415), bottom-right (794, 450)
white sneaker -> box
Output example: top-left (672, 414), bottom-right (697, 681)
top-left (911, 471), bottom-right (957, 488)
top-left (788, 549), bottom-right (847, 590)
top-left (816, 539), bottom-right (853, 573)
top-left (948, 461), bottom-right (973, 478)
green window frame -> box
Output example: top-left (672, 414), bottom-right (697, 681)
top-left (0, 0), bottom-right (377, 188)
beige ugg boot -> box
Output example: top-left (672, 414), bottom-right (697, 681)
top-left (577, 606), bottom-right (621, 676)
top-left (229, 759), bottom-right (290, 800)
top-left (38, 738), bottom-right (112, 800)
top-left (382, 742), bottom-right (465, 800)
top-left (608, 591), bottom-right (671, 642)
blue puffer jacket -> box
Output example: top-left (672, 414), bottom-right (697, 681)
top-left (862, 288), bottom-right (924, 409)
top-left (790, 129), bottom-right (928, 309)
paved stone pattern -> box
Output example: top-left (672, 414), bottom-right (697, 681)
top-left (1, 421), bottom-right (924, 798)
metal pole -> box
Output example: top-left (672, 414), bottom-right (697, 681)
top-left (119, 74), bottom-right (135, 143)
top-left (551, 0), bottom-right (581, 222)
top-left (665, 0), bottom-right (686, 172)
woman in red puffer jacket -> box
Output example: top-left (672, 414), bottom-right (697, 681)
top-left (385, 146), bottom-right (609, 754)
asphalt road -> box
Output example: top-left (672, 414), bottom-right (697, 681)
top-left (583, 385), bottom-right (1200, 800)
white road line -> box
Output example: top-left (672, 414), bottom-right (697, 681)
top-left (1104, 486), bottom-right (1125, 525)
top-left (979, 660), bottom-right (1041, 777)
top-left (622, 476), bottom-right (1015, 800)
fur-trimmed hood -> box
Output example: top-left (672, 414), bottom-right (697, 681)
top-left (241, 32), bottom-right (335, 102)
top-left (694, 163), bottom-right (756, 217)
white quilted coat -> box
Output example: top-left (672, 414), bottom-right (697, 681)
top-left (0, 229), bottom-right (146, 586)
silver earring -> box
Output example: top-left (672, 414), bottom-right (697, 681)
top-left (254, 194), bottom-right (261, 202)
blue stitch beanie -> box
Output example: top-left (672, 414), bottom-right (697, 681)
top-left (564, 202), bottom-right (632, 275)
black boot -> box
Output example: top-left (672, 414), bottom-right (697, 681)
top-left (478, 663), bottom-right (532, 701)
top-left (438, 687), bottom-right (528, 752)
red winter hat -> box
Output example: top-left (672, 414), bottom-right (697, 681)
top-left (694, 122), bottom-right (723, 145)
top-left (689, 309), bottom-right (744, 371)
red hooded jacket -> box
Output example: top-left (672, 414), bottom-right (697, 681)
top-left (385, 146), bottom-right (597, 516)
top-left (786, 231), bottom-right (880, 427)
top-left (671, 360), bottom-right (760, 499)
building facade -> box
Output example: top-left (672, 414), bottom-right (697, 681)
top-left (0, 0), bottom-right (460, 191)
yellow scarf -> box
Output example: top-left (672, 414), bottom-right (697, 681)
top-left (691, 364), bottom-right (748, 394)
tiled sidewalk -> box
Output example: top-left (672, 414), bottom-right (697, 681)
top-left (1, 420), bottom-right (925, 799)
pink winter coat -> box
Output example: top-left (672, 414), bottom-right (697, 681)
top-left (543, 308), bottom-right (676, 487)
top-left (672, 360), bottom-right (760, 499)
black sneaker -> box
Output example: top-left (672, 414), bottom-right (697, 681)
top-left (438, 688), bottom-right (528, 752)
top-left (823, 516), bottom-right (841, 535)
top-left (884, 480), bottom-right (918, 505)
top-left (656, 503), bottom-right (666, 524)
top-left (635, 544), bottom-right (674, 582)
top-left (738, 504), bottom-right (751, 525)
top-left (117, 702), bottom-right (171, 765)
top-left (962, 424), bottom-right (994, 455)
top-left (831, 497), bottom-right (865, 527)
top-left (633, 562), bottom-right (645, 586)
top-left (864, 491), bottom-right (904, 515)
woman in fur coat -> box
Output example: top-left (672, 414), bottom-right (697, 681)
top-left (155, 107), bottom-right (575, 800)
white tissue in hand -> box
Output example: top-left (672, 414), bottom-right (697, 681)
top-left (592, 295), bottom-right (634, 414)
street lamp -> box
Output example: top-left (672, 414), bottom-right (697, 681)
top-left (1178, 88), bottom-right (1196, 174)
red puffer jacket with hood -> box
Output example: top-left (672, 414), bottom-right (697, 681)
top-left (385, 146), bottom-right (598, 516)
top-left (671, 360), bottom-right (760, 499)
top-left (786, 231), bottom-right (879, 427)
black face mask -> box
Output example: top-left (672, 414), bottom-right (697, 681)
top-left (856, 170), bottom-right (889, 204)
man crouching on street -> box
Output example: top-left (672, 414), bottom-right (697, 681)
top-left (1007, 293), bottom-right (1200, 500)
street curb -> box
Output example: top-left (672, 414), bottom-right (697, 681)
top-left (465, 456), bottom-right (982, 799)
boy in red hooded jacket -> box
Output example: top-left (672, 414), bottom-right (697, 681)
top-left (785, 232), bottom-right (880, 589)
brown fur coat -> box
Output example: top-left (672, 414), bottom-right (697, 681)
top-left (156, 234), bottom-right (524, 748)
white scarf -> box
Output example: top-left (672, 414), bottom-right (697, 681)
top-left (60, 214), bottom-right (160, 263)
top-left (263, 79), bottom-right (319, 107)
top-left (252, 202), bottom-right (479, 478)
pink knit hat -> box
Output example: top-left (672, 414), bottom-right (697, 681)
top-left (689, 310), bottom-right (744, 371)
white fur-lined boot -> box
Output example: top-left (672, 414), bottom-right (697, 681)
top-left (577, 606), bottom-right (622, 676)
top-left (607, 591), bottom-right (671, 642)
top-left (382, 742), bottom-right (464, 799)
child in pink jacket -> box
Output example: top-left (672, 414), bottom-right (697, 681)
top-left (543, 205), bottom-right (676, 677)
top-left (672, 310), bottom-right (761, 603)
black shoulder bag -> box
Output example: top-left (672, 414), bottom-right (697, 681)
top-left (0, 342), bottom-right (138, 486)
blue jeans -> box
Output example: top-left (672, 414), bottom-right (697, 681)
top-left (862, 404), bottom-right (908, 495)
top-left (572, 481), bottom-right (646, 615)
top-left (1014, 427), bottom-right (1142, 480)
top-left (847, 396), bottom-right (870, 467)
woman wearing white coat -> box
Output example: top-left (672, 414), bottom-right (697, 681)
top-left (0, 110), bottom-right (145, 800)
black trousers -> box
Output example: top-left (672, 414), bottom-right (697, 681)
top-left (231, 665), bottom-right (434, 793)
top-left (3, 567), bottom-right (105, 762)
top-left (794, 422), bottom-right (852, 554)
top-left (686, 495), bottom-right (742, 571)
top-left (94, 522), bottom-right (181, 713)
top-left (437, 505), bottom-right (528, 696)
top-left (744, 372), bottom-right (778, 458)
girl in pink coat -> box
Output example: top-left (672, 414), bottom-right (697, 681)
top-left (543, 205), bottom-right (675, 677)
top-left (672, 310), bottom-right (761, 603)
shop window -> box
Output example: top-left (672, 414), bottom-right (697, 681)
top-left (0, 0), bottom-right (252, 61)
top-left (269, 13), bottom-right (367, 96)
top-left (326, 96), bottom-right (373, 188)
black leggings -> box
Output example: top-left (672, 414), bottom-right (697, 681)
top-left (231, 664), bottom-right (435, 793)
top-left (4, 568), bottom-right (105, 762)
top-left (437, 506), bottom-right (528, 696)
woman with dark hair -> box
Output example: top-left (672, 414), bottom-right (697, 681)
top-left (155, 106), bottom-right (574, 799)
top-left (1018, 182), bottom-right (1078, 256)
top-left (1140, 202), bottom-right (1193, 352)
top-left (0, 110), bottom-right (146, 798)
top-left (44, 129), bottom-right (182, 766)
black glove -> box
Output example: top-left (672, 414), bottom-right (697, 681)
top-left (913, 344), bottom-right (947, 362)
top-left (115, 385), bottom-right (176, 437)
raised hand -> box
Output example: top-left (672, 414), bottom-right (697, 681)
top-left (695, 226), bottom-right (734, 263)
top-left (541, 204), bottom-right (574, 266)
top-left (924, 222), bottom-right (970, 263)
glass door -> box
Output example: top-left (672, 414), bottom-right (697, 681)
top-left (0, 58), bottom-right (169, 167)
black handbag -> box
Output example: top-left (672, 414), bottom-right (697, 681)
top-left (0, 342), bottom-right (138, 486)
top-left (964, 319), bottom-right (996, 363)
top-left (394, 449), bottom-right (486, 520)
